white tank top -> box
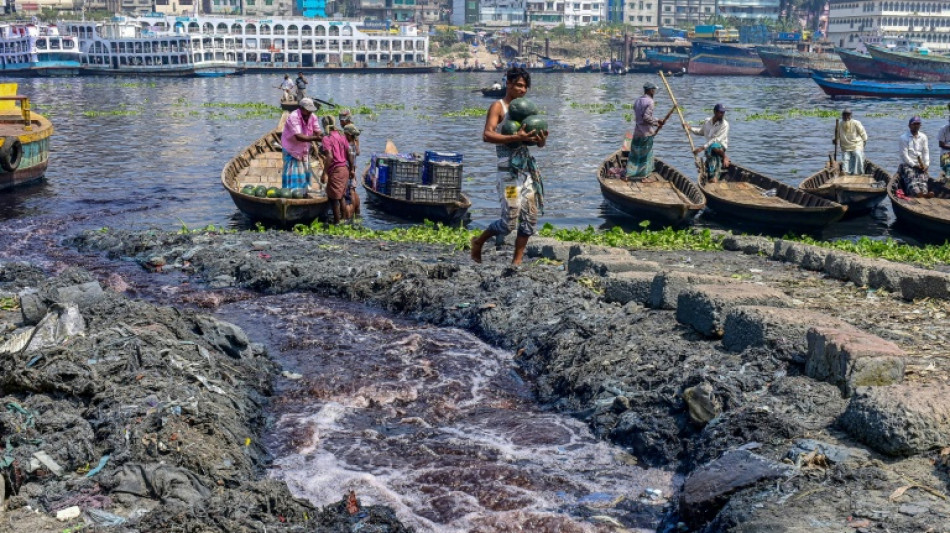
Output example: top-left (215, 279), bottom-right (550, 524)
top-left (495, 99), bottom-right (515, 169)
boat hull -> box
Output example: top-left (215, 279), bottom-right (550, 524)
top-left (688, 42), bottom-right (765, 76)
top-left (757, 47), bottom-right (844, 77)
top-left (0, 105), bottom-right (54, 191)
top-left (597, 152), bottom-right (705, 227)
top-left (836, 48), bottom-right (889, 80)
top-left (644, 51), bottom-right (689, 72)
top-left (799, 161), bottom-right (889, 217)
top-left (363, 184), bottom-right (470, 224)
top-left (480, 87), bottom-right (505, 98)
top-left (866, 45), bottom-right (950, 82)
top-left (813, 76), bottom-right (950, 98)
top-left (887, 174), bottom-right (950, 242)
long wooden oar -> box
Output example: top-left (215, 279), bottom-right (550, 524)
top-left (833, 118), bottom-right (839, 165)
top-left (659, 71), bottom-right (701, 171)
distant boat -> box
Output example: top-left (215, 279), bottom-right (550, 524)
top-left (644, 50), bottom-right (689, 72)
top-left (780, 65), bottom-right (849, 78)
top-left (800, 160), bottom-right (889, 217)
top-left (866, 45), bottom-right (950, 81)
top-left (480, 86), bottom-right (505, 98)
top-left (0, 83), bottom-right (53, 191)
top-left (688, 41), bottom-right (765, 76)
top-left (836, 48), bottom-right (890, 80)
top-left (887, 173), bottom-right (950, 241)
top-left (699, 162), bottom-right (847, 231)
top-left (0, 23), bottom-right (81, 76)
top-left (812, 76), bottom-right (950, 98)
top-left (597, 150), bottom-right (705, 227)
top-left (757, 46), bottom-right (844, 77)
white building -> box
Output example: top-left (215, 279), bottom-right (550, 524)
top-left (562, 0), bottom-right (604, 27)
top-left (527, 0), bottom-right (564, 26)
top-left (658, 0), bottom-right (716, 27)
top-left (717, 0), bottom-right (779, 20)
top-left (623, 0), bottom-right (657, 29)
top-left (478, 0), bottom-right (527, 25)
top-left (827, 0), bottom-right (950, 52)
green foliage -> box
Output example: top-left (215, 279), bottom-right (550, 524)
top-left (794, 235), bottom-right (950, 266)
top-left (292, 220), bottom-right (478, 249)
top-left (569, 101), bottom-right (618, 113)
top-left (538, 223), bottom-right (724, 251)
top-left (442, 107), bottom-right (486, 118)
top-left (81, 110), bottom-right (142, 117)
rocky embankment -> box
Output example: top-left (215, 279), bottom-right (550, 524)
top-left (0, 263), bottom-right (409, 532)
top-left (4, 227), bottom-right (950, 532)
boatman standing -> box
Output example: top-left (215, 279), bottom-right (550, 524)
top-left (938, 114), bottom-right (950, 177)
top-left (836, 109), bottom-right (868, 175)
top-left (898, 115), bottom-right (933, 198)
top-left (278, 74), bottom-right (296, 102)
top-left (280, 97), bottom-right (323, 191)
top-left (626, 82), bottom-right (668, 180)
top-left (687, 103), bottom-right (730, 182)
top-left (470, 67), bottom-right (548, 266)
top-left (295, 72), bottom-right (308, 101)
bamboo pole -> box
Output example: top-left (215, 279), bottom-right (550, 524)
top-left (659, 71), bottom-right (701, 171)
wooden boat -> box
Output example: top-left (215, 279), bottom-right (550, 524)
top-left (279, 95), bottom-right (298, 111)
top-left (597, 150), bottom-right (705, 227)
top-left (812, 76), bottom-right (950, 98)
top-left (757, 46), bottom-right (845, 77)
top-left (836, 48), bottom-right (888, 80)
top-left (220, 114), bottom-right (328, 225)
top-left (800, 160), bottom-right (889, 217)
top-left (0, 83), bottom-right (53, 191)
top-left (361, 142), bottom-right (470, 225)
top-left (480, 87), bottom-right (505, 98)
top-left (779, 65), bottom-right (849, 78)
top-left (866, 45), bottom-right (950, 82)
top-left (887, 173), bottom-right (950, 241)
top-left (699, 162), bottom-right (847, 231)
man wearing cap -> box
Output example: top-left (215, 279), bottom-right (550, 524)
top-left (898, 116), bottom-right (932, 198)
top-left (295, 72), bottom-right (308, 101)
top-left (938, 114), bottom-right (950, 177)
top-left (688, 104), bottom-right (730, 181)
top-left (278, 74), bottom-right (295, 102)
top-left (280, 97), bottom-right (323, 190)
top-left (340, 109), bottom-right (360, 157)
top-left (626, 82), bottom-right (668, 180)
top-left (836, 109), bottom-right (868, 175)
top-left (342, 123), bottom-right (361, 219)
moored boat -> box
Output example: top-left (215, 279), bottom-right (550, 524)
top-left (0, 23), bottom-right (81, 76)
top-left (220, 114), bottom-right (328, 225)
top-left (812, 76), bottom-right (950, 98)
top-left (699, 162), bottom-right (847, 231)
top-left (800, 160), bottom-right (889, 217)
top-left (597, 150), bottom-right (705, 227)
top-left (780, 65), bottom-right (849, 78)
top-left (687, 41), bottom-right (765, 76)
top-left (644, 50), bottom-right (689, 72)
top-left (0, 84), bottom-right (53, 191)
top-left (887, 173), bottom-right (950, 242)
top-left (866, 45), bottom-right (950, 82)
top-left (836, 48), bottom-right (889, 80)
top-left (480, 86), bottom-right (505, 98)
top-left (757, 46), bottom-right (845, 77)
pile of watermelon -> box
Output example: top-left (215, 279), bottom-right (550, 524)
top-left (499, 97), bottom-right (547, 146)
top-left (240, 185), bottom-right (307, 199)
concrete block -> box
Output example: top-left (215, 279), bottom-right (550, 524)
top-left (866, 262), bottom-right (909, 292)
top-left (525, 237), bottom-right (558, 259)
top-left (840, 383), bottom-right (950, 456)
top-left (603, 271), bottom-right (656, 305)
top-left (649, 272), bottom-right (738, 310)
top-left (899, 268), bottom-right (950, 301)
top-left (568, 244), bottom-right (629, 259)
top-left (51, 281), bottom-right (105, 308)
top-left (676, 284), bottom-right (791, 338)
top-left (721, 234), bottom-right (772, 256)
top-left (805, 327), bottom-right (906, 396)
top-left (19, 290), bottom-right (47, 326)
top-left (540, 242), bottom-right (573, 262)
top-left (722, 306), bottom-right (858, 362)
top-left (773, 240), bottom-right (829, 271)
top-left (823, 250), bottom-right (857, 281)
top-left (567, 254), bottom-right (659, 277)
top-left (846, 257), bottom-right (875, 287)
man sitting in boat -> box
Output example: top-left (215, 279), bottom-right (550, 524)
top-left (279, 74), bottom-right (296, 102)
top-left (836, 109), bottom-right (867, 175)
top-left (280, 97), bottom-right (323, 191)
top-left (688, 103), bottom-right (730, 182)
top-left (898, 116), bottom-right (933, 198)
top-left (626, 82), bottom-right (667, 180)
top-left (939, 115), bottom-right (950, 178)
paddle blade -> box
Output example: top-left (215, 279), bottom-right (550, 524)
top-left (384, 139), bottom-right (398, 154)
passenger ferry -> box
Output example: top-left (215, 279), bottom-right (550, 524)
top-left (62, 14), bottom-right (434, 76)
top-left (0, 23), bottom-right (81, 76)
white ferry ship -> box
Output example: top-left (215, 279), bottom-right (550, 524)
top-left (61, 14), bottom-right (434, 76)
top-left (0, 23), bottom-right (81, 76)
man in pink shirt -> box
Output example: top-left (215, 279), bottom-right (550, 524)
top-left (280, 98), bottom-right (323, 190)
top-left (320, 116), bottom-right (355, 224)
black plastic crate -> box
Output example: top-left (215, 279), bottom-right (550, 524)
top-left (427, 162), bottom-right (463, 188)
top-left (436, 187), bottom-right (461, 202)
top-left (391, 160), bottom-right (423, 183)
top-left (409, 185), bottom-right (437, 203)
top-left (390, 182), bottom-right (410, 200)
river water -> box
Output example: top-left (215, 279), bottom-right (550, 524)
top-left (1, 72), bottom-right (946, 240)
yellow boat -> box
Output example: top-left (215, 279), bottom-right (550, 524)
top-left (0, 83), bottom-right (53, 191)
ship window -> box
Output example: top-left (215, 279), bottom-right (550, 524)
top-left (246, 25), bottom-right (257, 35)
top-left (289, 39), bottom-right (299, 49)
top-left (316, 26), bottom-right (326, 36)
top-left (246, 38), bottom-right (257, 48)
top-left (330, 26), bottom-right (340, 36)
top-left (343, 39), bottom-right (353, 50)
top-left (315, 39), bottom-right (326, 48)
top-left (368, 40), bottom-right (377, 50)
top-left (246, 52), bottom-right (257, 62)
top-left (217, 23), bottom-right (228, 33)
top-left (204, 23), bottom-right (214, 33)
top-left (260, 24), bottom-right (271, 34)
top-left (391, 40), bottom-right (401, 50)
top-left (274, 24), bottom-right (285, 35)
top-left (274, 39), bottom-right (284, 49)
top-left (189, 22), bottom-right (200, 33)
top-left (302, 25), bottom-right (313, 36)
top-left (288, 25), bottom-right (299, 35)
top-left (341, 26), bottom-right (352, 36)
top-left (232, 24), bottom-right (243, 34)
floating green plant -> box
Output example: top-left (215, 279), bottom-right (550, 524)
top-left (442, 107), bottom-right (486, 118)
top-left (375, 103), bottom-right (406, 110)
top-left (201, 102), bottom-right (278, 110)
top-left (81, 109), bottom-right (142, 117)
top-left (569, 102), bottom-right (617, 113)
top-left (117, 82), bottom-right (157, 88)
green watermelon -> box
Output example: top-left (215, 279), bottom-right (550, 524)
top-left (499, 119), bottom-right (521, 136)
top-left (266, 187), bottom-right (279, 198)
top-left (278, 187), bottom-right (293, 199)
top-left (254, 185), bottom-right (267, 197)
top-left (522, 115), bottom-right (548, 135)
top-left (291, 189), bottom-right (306, 199)
top-left (241, 185), bottom-right (255, 195)
top-left (508, 97), bottom-right (539, 122)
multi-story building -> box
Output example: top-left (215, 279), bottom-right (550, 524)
top-left (527, 0), bottom-right (564, 26)
top-left (298, 0), bottom-right (327, 17)
top-left (717, 0), bottom-right (779, 20)
top-left (203, 0), bottom-right (240, 15)
top-left (827, 0), bottom-right (950, 52)
top-left (658, 0), bottom-right (717, 27)
top-left (13, 0), bottom-right (75, 15)
top-left (241, 0), bottom-right (293, 16)
top-left (623, 0), bottom-right (657, 29)
top-left (151, 0), bottom-right (194, 14)
top-left (478, 0), bottom-right (527, 25)
top-left (561, 0), bottom-right (603, 27)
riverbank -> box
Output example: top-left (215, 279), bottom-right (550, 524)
top-left (47, 227), bottom-right (950, 531)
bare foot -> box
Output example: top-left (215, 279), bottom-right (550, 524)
top-left (470, 237), bottom-right (482, 263)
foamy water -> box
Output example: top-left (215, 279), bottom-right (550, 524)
top-left (218, 294), bottom-right (679, 532)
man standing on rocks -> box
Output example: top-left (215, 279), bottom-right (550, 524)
top-left (836, 109), bottom-right (868, 175)
top-left (898, 115), bottom-right (932, 198)
top-left (470, 67), bottom-right (547, 266)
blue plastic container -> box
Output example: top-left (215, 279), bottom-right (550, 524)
top-left (423, 151), bottom-right (463, 183)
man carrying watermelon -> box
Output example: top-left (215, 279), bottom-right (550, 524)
top-left (470, 67), bottom-right (548, 266)
top-left (280, 97), bottom-right (323, 191)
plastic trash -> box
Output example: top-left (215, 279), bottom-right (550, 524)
top-left (32, 451), bottom-right (63, 476)
top-left (762, 188), bottom-right (778, 197)
top-left (25, 303), bottom-right (85, 353)
top-left (85, 455), bottom-right (110, 478)
top-left (85, 508), bottom-right (127, 527)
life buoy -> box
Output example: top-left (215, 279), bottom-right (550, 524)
top-left (0, 137), bottom-right (22, 172)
